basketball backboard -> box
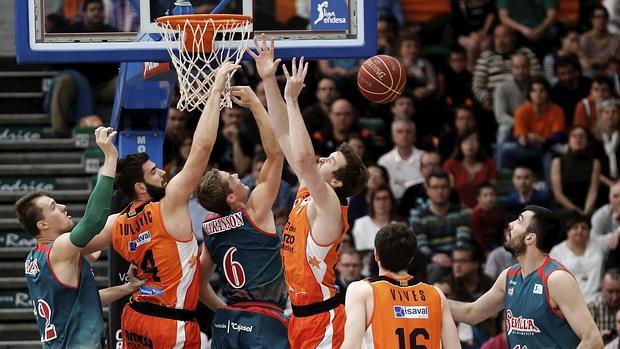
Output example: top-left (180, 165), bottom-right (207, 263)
top-left (15, 0), bottom-right (376, 63)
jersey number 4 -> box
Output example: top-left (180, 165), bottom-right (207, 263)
top-left (395, 328), bottom-right (429, 349)
top-left (223, 247), bottom-right (246, 289)
top-left (33, 299), bottom-right (57, 342)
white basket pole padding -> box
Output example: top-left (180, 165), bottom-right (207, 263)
top-left (159, 17), bottom-right (252, 112)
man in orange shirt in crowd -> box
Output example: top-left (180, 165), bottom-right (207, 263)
top-left (498, 76), bottom-right (566, 185)
top-left (573, 76), bottom-right (614, 132)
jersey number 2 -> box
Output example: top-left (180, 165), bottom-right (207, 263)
top-left (223, 247), bottom-right (246, 289)
top-left (395, 328), bottom-right (429, 349)
top-left (34, 299), bottom-right (57, 342)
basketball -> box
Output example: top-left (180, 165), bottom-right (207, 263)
top-left (357, 55), bottom-right (407, 104)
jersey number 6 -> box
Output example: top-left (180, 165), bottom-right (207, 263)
top-left (223, 247), bottom-right (246, 289)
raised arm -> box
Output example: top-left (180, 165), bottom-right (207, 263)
top-left (247, 35), bottom-right (298, 173)
top-left (230, 85), bottom-right (284, 230)
top-left (548, 270), bottom-right (604, 349)
top-left (283, 58), bottom-right (344, 245)
top-left (448, 268), bottom-right (507, 325)
top-left (160, 62), bottom-right (240, 237)
top-left (436, 286), bottom-right (461, 348)
top-left (51, 127), bottom-right (118, 263)
top-left (341, 280), bottom-right (373, 349)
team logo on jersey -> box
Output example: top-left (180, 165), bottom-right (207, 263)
top-left (505, 310), bottom-right (541, 335)
top-left (128, 230), bottom-right (151, 252)
top-left (533, 284), bottom-right (543, 294)
top-left (507, 287), bottom-right (514, 296)
top-left (202, 211), bottom-right (244, 235)
top-left (393, 305), bottom-right (429, 319)
top-left (138, 285), bottom-right (163, 296)
top-left (24, 259), bottom-right (40, 276)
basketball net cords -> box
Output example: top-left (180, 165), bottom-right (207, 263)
top-left (159, 18), bottom-right (251, 111)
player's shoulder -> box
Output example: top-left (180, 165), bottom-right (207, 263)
top-left (347, 279), bottom-right (374, 298)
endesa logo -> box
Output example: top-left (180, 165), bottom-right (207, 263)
top-left (310, 0), bottom-right (348, 31)
top-left (393, 305), bottom-right (429, 319)
top-left (128, 231), bottom-right (152, 252)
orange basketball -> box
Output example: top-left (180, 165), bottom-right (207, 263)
top-left (357, 55), bottom-right (407, 104)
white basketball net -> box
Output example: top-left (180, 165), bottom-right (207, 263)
top-left (158, 17), bottom-right (252, 111)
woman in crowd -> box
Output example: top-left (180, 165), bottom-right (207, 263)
top-left (551, 125), bottom-right (601, 216)
top-left (444, 128), bottom-right (498, 208)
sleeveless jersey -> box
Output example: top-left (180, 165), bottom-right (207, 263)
top-left (25, 242), bottom-right (104, 348)
top-left (504, 257), bottom-right (580, 349)
top-left (363, 276), bottom-right (442, 349)
top-left (280, 187), bottom-right (349, 306)
top-left (111, 201), bottom-right (200, 310)
top-left (203, 208), bottom-right (288, 308)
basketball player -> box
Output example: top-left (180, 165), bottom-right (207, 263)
top-left (17, 127), bottom-right (146, 348)
top-left (448, 205), bottom-right (603, 348)
top-left (196, 85), bottom-right (289, 348)
top-left (81, 62), bottom-right (240, 348)
top-left (341, 223), bottom-right (461, 348)
top-left (249, 35), bottom-right (368, 348)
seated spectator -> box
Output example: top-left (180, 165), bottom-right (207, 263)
top-left (376, 15), bottom-right (400, 56)
top-left (444, 129), bottom-right (498, 208)
top-left (551, 55), bottom-right (593, 126)
top-left (352, 185), bottom-right (396, 252)
top-left (377, 0), bottom-right (405, 28)
top-left (499, 77), bottom-right (566, 182)
top-left (484, 246), bottom-right (514, 280)
top-left (397, 152), bottom-right (461, 220)
top-left (574, 76), bottom-right (614, 132)
top-left (348, 164), bottom-right (390, 226)
top-left (588, 269), bottom-right (620, 336)
top-left (497, 0), bottom-right (557, 48)
top-left (471, 183), bottom-right (506, 253)
top-left (550, 216), bottom-right (620, 303)
top-left (551, 125), bottom-right (601, 217)
top-left (211, 105), bottom-right (255, 176)
top-left (164, 133), bottom-right (192, 178)
top-left (494, 52), bottom-right (531, 150)
top-left (162, 107), bottom-right (189, 165)
top-left (581, 5), bottom-right (620, 71)
top-left (439, 105), bottom-right (493, 164)
top-left (450, 0), bottom-right (495, 71)
top-left (377, 119), bottom-right (425, 200)
top-left (335, 249), bottom-right (363, 293)
top-left (398, 34), bottom-right (437, 101)
top-left (317, 59), bottom-right (361, 102)
top-left (241, 153), bottom-right (295, 211)
top-left (504, 165), bottom-right (552, 220)
top-left (473, 25), bottom-right (541, 113)
top-left (43, 0), bottom-right (118, 138)
top-left (591, 181), bottom-right (620, 270)
top-left (410, 170), bottom-right (472, 282)
top-left (604, 309), bottom-right (620, 348)
top-left (445, 245), bottom-right (497, 347)
top-left (604, 0), bottom-right (620, 35)
top-left (312, 98), bottom-right (371, 156)
top-left (302, 77), bottom-right (339, 134)
top-left (543, 27), bottom-right (589, 85)
top-left (593, 99), bottom-right (620, 187)
top-left (440, 45), bottom-right (474, 108)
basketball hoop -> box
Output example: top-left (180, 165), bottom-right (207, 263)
top-left (156, 14), bottom-right (253, 111)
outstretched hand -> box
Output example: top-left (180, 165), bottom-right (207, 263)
top-left (213, 61), bottom-right (240, 94)
top-left (282, 57), bottom-right (308, 101)
top-left (229, 86), bottom-right (262, 109)
top-left (94, 126), bottom-right (118, 159)
top-left (247, 33), bottom-right (281, 79)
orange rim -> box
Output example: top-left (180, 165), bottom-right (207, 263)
top-left (156, 14), bottom-right (252, 30)
top-left (156, 14), bottom-right (252, 53)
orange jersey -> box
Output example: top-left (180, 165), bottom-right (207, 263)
top-left (280, 187), bottom-right (349, 306)
top-left (365, 276), bottom-right (442, 349)
top-left (112, 201), bottom-right (200, 310)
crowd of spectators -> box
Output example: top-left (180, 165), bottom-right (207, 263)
top-left (44, 0), bottom-right (620, 348)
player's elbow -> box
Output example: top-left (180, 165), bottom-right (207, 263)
top-left (294, 149), bottom-right (316, 169)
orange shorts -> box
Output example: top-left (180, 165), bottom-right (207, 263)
top-left (121, 304), bottom-right (200, 348)
top-left (288, 304), bottom-right (345, 349)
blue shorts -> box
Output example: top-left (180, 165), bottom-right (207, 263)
top-left (211, 302), bottom-right (289, 349)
